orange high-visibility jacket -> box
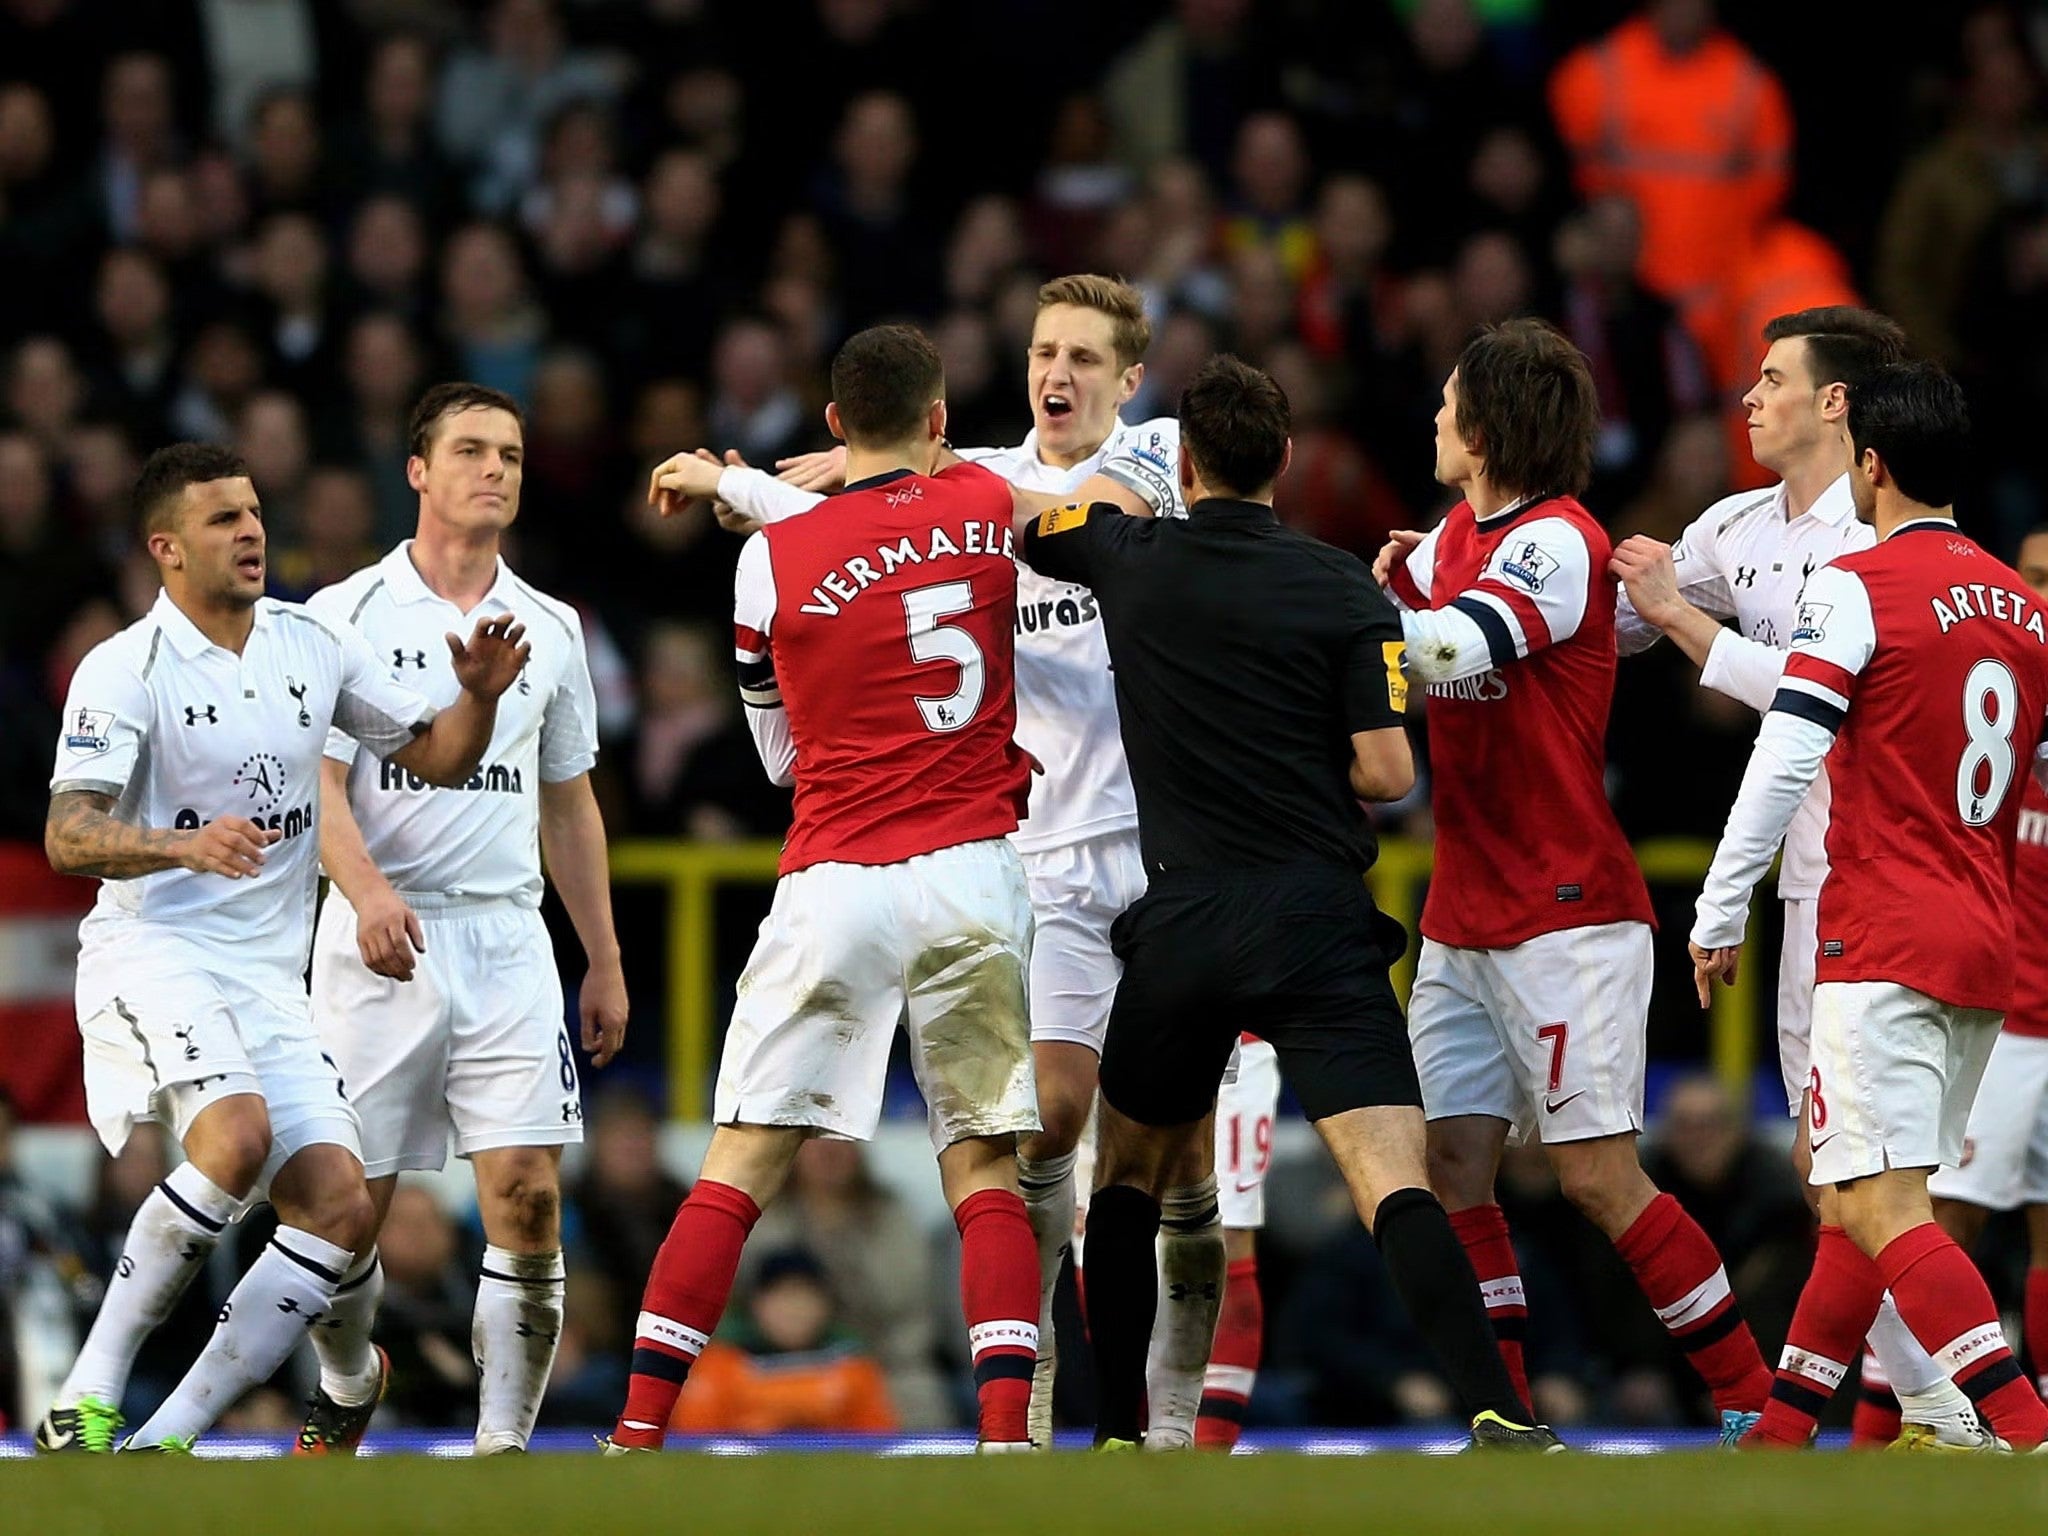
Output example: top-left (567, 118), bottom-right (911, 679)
top-left (1550, 17), bottom-right (1793, 324)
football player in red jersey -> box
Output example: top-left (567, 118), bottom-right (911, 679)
top-left (1926, 525), bottom-right (2048, 1427)
top-left (606, 326), bottom-right (1042, 1453)
top-left (1696, 362), bottom-right (2048, 1450)
top-left (1375, 320), bottom-right (1773, 1438)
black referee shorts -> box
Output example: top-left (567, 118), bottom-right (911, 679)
top-left (1097, 863), bottom-right (1420, 1128)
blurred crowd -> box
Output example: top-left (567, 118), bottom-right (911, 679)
top-left (5, 0), bottom-right (2048, 1435)
top-left (5, 0), bottom-right (2047, 849)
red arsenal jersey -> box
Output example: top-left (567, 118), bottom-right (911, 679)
top-left (1391, 495), bottom-right (1653, 948)
top-left (734, 463), bottom-right (1032, 875)
top-left (1775, 522), bottom-right (2048, 1011)
top-left (2011, 777), bottom-right (2048, 1036)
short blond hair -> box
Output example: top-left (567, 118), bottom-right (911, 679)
top-left (1036, 274), bottom-right (1151, 368)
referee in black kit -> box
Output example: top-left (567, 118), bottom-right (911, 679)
top-left (1021, 356), bottom-right (1557, 1452)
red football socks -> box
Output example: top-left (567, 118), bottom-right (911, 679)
top-left (956, 1188), bottom-right (1040, 1445)
top-left (1614, 1193), bottom-right (1772, 1413)
top-left (1879, 1222), bottom-right (2048, 1448)
top-left (2026, 1268), bottom-right (2048, 1398)
top-left (1447, 1203), bottom-right (1530, 1409)
top-left (1196, 1256), bottom-right (1263, 1448)
top-left (612, 1180), bottom-right (761, 1449)
top-left (1748, 1226), bottom-right (1884, 1446)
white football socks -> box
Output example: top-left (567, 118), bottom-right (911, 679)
top-left (1868, 1289), bottom-right (1973, 1420)
top-left (1145, 1177), bottom-right (1225, 1450)
top-left (130, 1225), bottom-right (351, 1446)
top-left (311, 1247), bottom-right (385, 1407)
top-left (1018, 1149), bottom-right (1078, 1448)
top-left (58, 1161), bottom-right (242, 1409)
top-left (473, 1246), bottom-right (566, 1454)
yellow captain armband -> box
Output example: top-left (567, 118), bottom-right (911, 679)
top-left (1383, 640), bottom-right (1410, 712)
top-left (1037, 502), bottom-right (1091, 536)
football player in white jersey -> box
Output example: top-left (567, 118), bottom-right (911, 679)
top-left (39, 443), bottom-right (526, 1454)
top-left (649, 275), bottom-right (1221, 1448)
top-left (1610, 307), bottom-right (1991, 1448)
top-left (296, 384), bottom-right (627, 1456)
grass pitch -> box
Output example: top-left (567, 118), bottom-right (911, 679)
top-left (10, 1452), bottom-right (2048, 1536)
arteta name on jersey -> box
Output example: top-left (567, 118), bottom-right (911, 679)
top-left (1929, 578), bottom-right (2048, 642)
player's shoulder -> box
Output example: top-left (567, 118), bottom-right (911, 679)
top-left (304, 556), bottom-right (391, 624)
top-left (1506, 498), bottom-right (1603, 559)
top-left (262, 596), bottom-right (349, 650)
top-left (77, 609), bottom-right (169, 681)
top-left (498, 564), bottom-right (582, 645)
top-left (1694, 486), bottom-right (1781, 545)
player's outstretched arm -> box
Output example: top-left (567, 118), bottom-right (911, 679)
top-left (317, 756), bottom-right (424, 982)
top-left (46, 790), bottom-right (277, 880)
top-left (539, 772), bottom-right (627, 1068)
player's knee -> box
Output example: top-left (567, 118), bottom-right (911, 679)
top-left (1423, 1138), bottom-right (1488, 1208)
top-left (492, 1176), bottom-right (562, 1248)
top-left (1028, 1090), bottom-right (1090, 1157)
top-left (1552, 1155), bottom-right (1630, 1230)
top-left (189, 1108), bottom-right (273, 1196)
top-left (306, 1181), bottom-right (378, 1254)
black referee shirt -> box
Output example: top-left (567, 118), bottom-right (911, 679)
top-left (1022, 497), bottom-right (1408, 875)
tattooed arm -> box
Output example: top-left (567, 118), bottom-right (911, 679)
top-left (45, 791), bottom-right (278, 880)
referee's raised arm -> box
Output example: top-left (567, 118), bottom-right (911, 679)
top-left (1075, 354), bottom-right (1559, 1453)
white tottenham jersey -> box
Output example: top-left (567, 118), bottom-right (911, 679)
top-left (1616, 473), bottom-right (1870, 898)
top-left (50, 590), bottom-right (435, 977)
top-left (307, 544), bottom-right (599, 904)
top-left (717, 415), bottom-right (1185, 854)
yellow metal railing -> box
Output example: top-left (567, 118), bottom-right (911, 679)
top-left (611, 836), bottom-right (1761, 1118)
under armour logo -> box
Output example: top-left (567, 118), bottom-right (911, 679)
top-left (561, 1100), bottom-right (583, 1124)
top-left (276, 1296), bottom-right (302, 1315)
top-left (287, 677), bottom-right (310, 727)
top-left (393, 648), bottom-right (426, 668)
top-left (1733, 566), bottom-right (1758, 589)
top-left (1166, 1281), bottom-right (1219, 1303)
top-left (515, 1322), bottom-right (560, 1343)
top-left (183, 704), bottom-right (219, 725)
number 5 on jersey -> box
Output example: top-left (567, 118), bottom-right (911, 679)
top-left (904, 580), bottom-right (985, 733)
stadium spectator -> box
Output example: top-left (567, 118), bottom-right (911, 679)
top-left (744, 1138), bottom-right (949, 1429)
top-left (1549, 0), bottom-right (1793, 348)
top-left (674, 1248), bottom-right (898, 1434)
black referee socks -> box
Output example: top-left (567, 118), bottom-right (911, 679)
top-left (1372, 1186), bottom-right (1533, 1424)
top-left (1086, 1184), bottom-right (1163, 1445)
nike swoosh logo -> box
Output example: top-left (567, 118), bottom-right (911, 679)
top-left (1810, 1133), bottom-right (1840, 1153)
top-left (1232, 1180), bottom-right (1260, 1194)
top-left (1543, 1092), bottom-right (1586, 1115)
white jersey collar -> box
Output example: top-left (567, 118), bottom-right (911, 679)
top-left (151, 589), bottom-right (274, 660)
top-left (382, 540), bottom-right (513, 611)
top-left (1798, 473), bottom-right (1857, 528)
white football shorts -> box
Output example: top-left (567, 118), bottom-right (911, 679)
top-left (312, 890), bottom-right (577, 1179)
top-left (75, 927), bottom-right (358, 1179)
top-left (717, 838), bottom-right (1038, 1153)
top-left (1776, 897), bottom-right (1819, 1117)
top-left (1408, 921), bottom-right (1651, 1147)
top-left (1927, 1031), bottom-right (2048, 1210)
top-left (1020, 828), bottom-right (1147, 1053)
top-left (1807, 981), bottom-right (2001, 1187)
top-left (1216, 1036), bottom-right (1281, 1229)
